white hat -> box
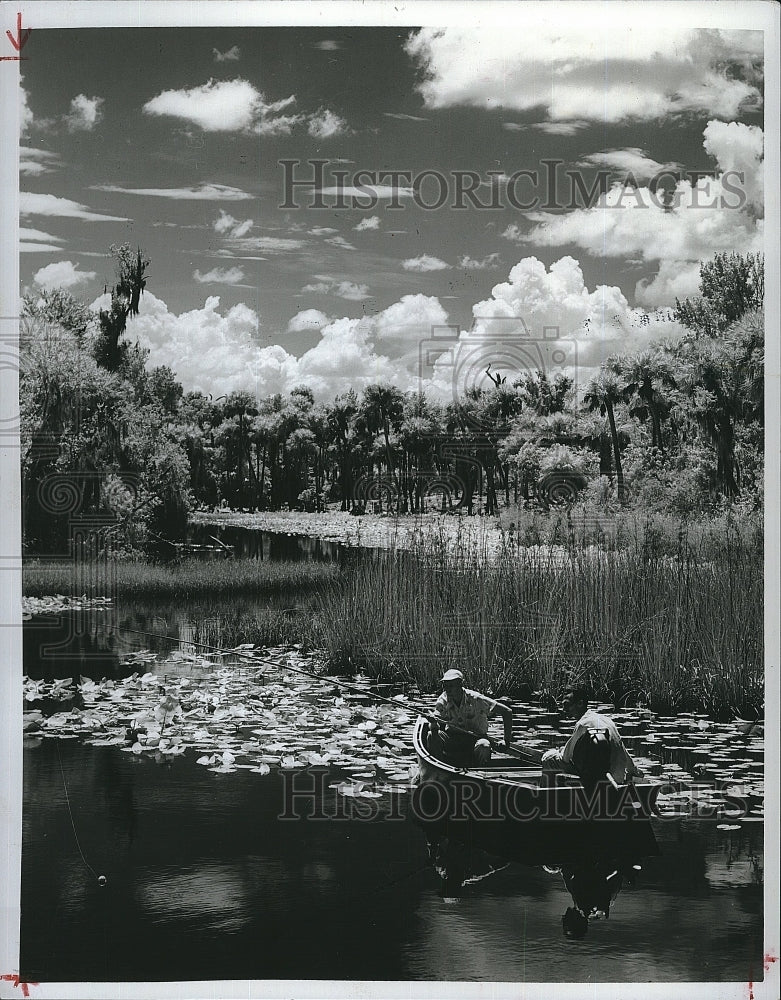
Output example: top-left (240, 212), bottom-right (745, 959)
top-left (441, 668), bottom-right (464, 682)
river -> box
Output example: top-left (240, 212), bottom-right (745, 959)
top-left (19, 527), bottom-right (765, 985)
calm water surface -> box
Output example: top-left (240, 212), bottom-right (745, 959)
top-left (21, 739), bottom-right (762, 983)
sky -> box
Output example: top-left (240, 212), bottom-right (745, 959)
top-left (18, 16), bottom-right (765, 401)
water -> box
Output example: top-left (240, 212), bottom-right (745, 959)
top-left (21, 739), bottom-right (763, 983)
top-left (187, 522), bottom-right (347, 562)
top-left (19, 565), bottom-right (765, 985)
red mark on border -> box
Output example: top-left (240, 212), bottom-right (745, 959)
top-left (1, 974), bottom-right (39, 997)
top-left (748, 953), bottom-right (779, 998)
top-left (1, 13), bottom-right (31, 61)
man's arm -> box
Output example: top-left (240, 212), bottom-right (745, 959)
top-left (490, 698), bottom-right (514, 746)
top-left (542, 721), bottom-right (585, 767)
top-left (429, 693), bottom-right (447, 736)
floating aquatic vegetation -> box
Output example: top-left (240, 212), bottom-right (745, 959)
top-left (22, 644), bottom-right (419, 797)
top-left (22, 642), bottom-right (764, 818)
top-left (22, 594), bottom-right (113, 620)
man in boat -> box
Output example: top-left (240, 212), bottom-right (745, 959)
top-left (541, 686), bottom-right (640, 787)
top-left (428, 668), bottom-right (514, 765)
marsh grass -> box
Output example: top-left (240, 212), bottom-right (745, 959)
top-left (316, 517), bottom-right (763, 720)
top-left (23, 514), bottom-right (764, 719)
top-left (23, 557), bottom-right (339, 598)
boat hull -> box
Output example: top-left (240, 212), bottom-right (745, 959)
top-left (412, 717), bottom-right (659, 865)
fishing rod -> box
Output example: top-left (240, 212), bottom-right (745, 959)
top-left (97, 623), bottom-right (543, 765)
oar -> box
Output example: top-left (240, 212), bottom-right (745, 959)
top-left (99, 624), bottom-right (543, 765)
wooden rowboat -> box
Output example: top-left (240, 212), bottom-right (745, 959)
top-left (411, 717), bottom-right (660, 865)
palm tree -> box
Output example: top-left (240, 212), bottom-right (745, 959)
top-left (583, 371), bottom-right (627, 502)
top-left (609, 349), bottom-right (675, 454)
top-left (358, 384), bottom-right (405, 511)
top-left (326, 392), bottom-right (359, 510)
top-left (673, 312), bottom-right (763, 497)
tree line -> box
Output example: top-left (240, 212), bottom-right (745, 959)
top-left (20, 247), bottom-right (764, 555)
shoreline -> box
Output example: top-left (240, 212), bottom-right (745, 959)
top-left (191, 508), bottom-right (511, 553)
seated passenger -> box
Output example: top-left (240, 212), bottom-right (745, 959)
top-left (542, 686), bottom-right (641, 787)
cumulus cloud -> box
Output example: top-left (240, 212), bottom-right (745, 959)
top-left (421, 256), bottom-right (687, 397)
top-left (20, 80), bottom-right (33, 135)
top-left (287, 309), bottom-right (330, 333)
top-left (90, 290), bottom-right (292, 397)
top-left (213, 210), bottom-right (254, 238)
top-left (144, 78), bottom-right (298, 134)
top-left (142, 78), bottom-right (348, 139)
top-left (92, 182), bottom-right (252, 201)
top-left (296, 295), bottom-right (447, 399)
top-left (86, 256), bottom-right (688, 400)
top-left (34, 259), bottom-right (96, 291)
top-left (302, 276), bottom-right (370, 300)
top-left (634, 260), bottom-right (702, 308)
top-left (514, 121), bottom-right (763, 306)
top-left (405, 25), bottom-right (762, 122)
top-left (403, 255), bottom-right (451, 272)
top-left (20, 147), bottom-right (61, 176)
top-left (193, 266), bottom-right (246, 285)
top-left (65, 94), bottom-right (104, 131)
top-left (519, 177), bottom-right (759, 264)
top-left (577, 148), bottom-right (681, 182)
top-left (308, 108), bottom-right (351, 139)
top-left (20, 192), bottom-right (129, 222)
top-left (702, 119), bottom-right (763, 210)
top-left (84, 289), bottom-right (443, 399)
top-left (459, 253), bottom-right (501, 270)
top-left (213, 45), bottom-right (240, 62)
top-left (374, 294), bottom-right (449, 343)
top-left (354, 216), bottom-right (381, 231)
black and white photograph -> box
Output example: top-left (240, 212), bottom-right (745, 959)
top-left (0, 2), bottom-right (778, 997)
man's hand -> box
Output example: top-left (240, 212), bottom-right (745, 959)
top-left (542, 748), bottom-right (560, 762)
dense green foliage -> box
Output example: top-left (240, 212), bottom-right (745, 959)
top-left (20, 249), bottom-right (764, 556)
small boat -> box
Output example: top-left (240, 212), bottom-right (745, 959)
top-left (411, 717), bottom-right (660, 865)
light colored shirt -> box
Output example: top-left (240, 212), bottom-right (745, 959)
top-left (434, 688), bottom-right (497, 737)
top-left (544, 708), bottom-right (640, 782)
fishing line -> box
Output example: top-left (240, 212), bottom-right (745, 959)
top-left (55, 740), bottom-right (106, 886)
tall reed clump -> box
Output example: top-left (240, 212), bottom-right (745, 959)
top-left (23, 557), bottom-right (340, 598)
top-left (316, 517), bottom-right (763, 720)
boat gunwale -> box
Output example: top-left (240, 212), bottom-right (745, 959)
top-left (412, 715), bottom-right (659, 798)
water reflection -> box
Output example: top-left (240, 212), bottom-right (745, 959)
top-left (21, 740), bottom-right (763, 983)
top-left (188, 523), bottom-right (347, 562)
top-left (559, 858), bottom-right (635, 937)
top-left (23, 601), bottom-right (316, 682)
